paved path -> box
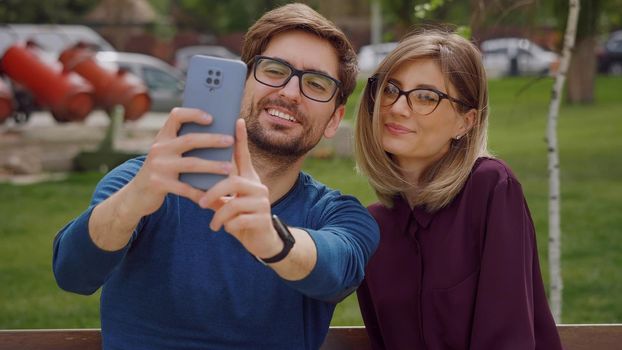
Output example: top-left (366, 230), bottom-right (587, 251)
top-left (0, 110), bottom-right (169, 177)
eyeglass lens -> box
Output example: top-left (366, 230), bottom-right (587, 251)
top-left (381, 82), bottom-right (441, 115)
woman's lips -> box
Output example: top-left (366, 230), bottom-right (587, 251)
top-left (385, 122), bottom-right (414, 135)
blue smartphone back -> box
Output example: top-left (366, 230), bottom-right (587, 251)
top-left (178, 55), bottom-right (248, 190)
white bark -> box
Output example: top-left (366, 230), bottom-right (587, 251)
top-left (546, 0), bottom-right (580, 323)
top-left (371, 1), bottom-right (382, 45)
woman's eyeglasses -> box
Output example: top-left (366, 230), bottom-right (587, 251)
top-left (367, 76), bottom-right (474, 116)
top-left (251, 56), bottom-right (341, 103)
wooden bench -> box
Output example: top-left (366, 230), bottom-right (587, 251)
top-left (1, 324), bottom-right (620, 349)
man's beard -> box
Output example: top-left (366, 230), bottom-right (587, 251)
top-left (242, 96), bottom-right (326, 162)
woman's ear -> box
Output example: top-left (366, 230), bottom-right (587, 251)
top-left (457, 108), bottom-right (477, 137)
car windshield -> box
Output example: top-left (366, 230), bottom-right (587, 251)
top-left (142, 67), bottom-right (181, 91)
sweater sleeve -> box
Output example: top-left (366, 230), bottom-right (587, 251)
top-left (284, 195), bottom-right (380, 303)
top-left (469, 177), bottom-right (562, 350)
top-left (52, 158), bottom-right (146, 295)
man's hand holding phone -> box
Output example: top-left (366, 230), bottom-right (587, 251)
top-left (88, 107), bottom-right (234, 252)
top-left (127, 108), bottom-right (235, 217)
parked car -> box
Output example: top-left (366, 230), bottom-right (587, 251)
top-left (95, 51), bottom-right (184, 113)
top-left (0, 24), bottom-right (114, 57)
top-left (174, 45), bottom-right (240, 73)
top-left (597, 30), bottom-right (622, 75)
top-left (480, 38), bottom-right (559, 78)
top-left (357, 42), bottom-right (398, 73)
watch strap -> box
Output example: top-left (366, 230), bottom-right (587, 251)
top-left (257, 215), bottom-right (296, 264)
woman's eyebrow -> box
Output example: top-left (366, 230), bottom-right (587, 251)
top-left (389, 78), bottom-right (441, 91)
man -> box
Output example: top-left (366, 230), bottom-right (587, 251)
top-left (53, 3), bottom-right (379, 350)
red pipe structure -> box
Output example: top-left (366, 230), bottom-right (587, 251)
top-left (0, 41), bottom-right (94, 122)
top-left (59, 43), bottom-right (151, 121)
top-left (0, 78), bottom-right (13, 123)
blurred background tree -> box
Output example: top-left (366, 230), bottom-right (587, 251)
top-left (173, 0), bottom-right (301, 34)
top-left (554, 0), bottom-right (601, 104)
top-left (0, 0), bottom-right (98, 23)
top-left (553, 0), bottom-right (622, 104)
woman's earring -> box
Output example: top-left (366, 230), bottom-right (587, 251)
top-left (454, 134), bottom-right (462, 140)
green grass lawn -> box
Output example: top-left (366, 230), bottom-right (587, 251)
top-left (1, 76), bottom-right (620, 329)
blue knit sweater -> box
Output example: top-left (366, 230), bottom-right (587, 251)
top-left (53, 157), bottom-right (379, 350)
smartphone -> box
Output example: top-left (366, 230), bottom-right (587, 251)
top-left (177, 55), bottom-right (247, 190)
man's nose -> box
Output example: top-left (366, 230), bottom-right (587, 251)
top-left (278, 75), bottom-right (302, 103)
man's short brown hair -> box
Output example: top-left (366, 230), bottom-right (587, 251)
top-left (241, 3), bottom-right (357, 106)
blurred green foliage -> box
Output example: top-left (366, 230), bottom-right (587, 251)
top-left (1, 0), bottom-right (620, 40)
top-left (0, 0), bottom-right (98, 23)
top-left (175, 0), bottom-right (297, 34)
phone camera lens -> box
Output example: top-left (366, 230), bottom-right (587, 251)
top-left (206, 77), bottom-right (213, 84)
top-left (208, 70), bottom-right (214, 75)
top-left (214, 79), bottom-right (220, 85)
top-left (216, 71), bottom-right (221, 77)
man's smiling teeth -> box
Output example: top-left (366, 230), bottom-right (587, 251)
top-left (267, 108), bottom-right (296, 122)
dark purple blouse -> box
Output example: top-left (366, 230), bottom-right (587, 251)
top-left (357, 158), bottom-right (563, 350)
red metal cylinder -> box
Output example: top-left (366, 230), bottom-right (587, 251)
top-left (59, 44), bottom-right (150, 121)
top-left (0, 79), bottom-right (13, 123)
top-left (0, 42), bottom-right (94, 122)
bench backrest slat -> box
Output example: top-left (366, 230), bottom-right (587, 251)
top-left (0, 329), bottom-right (101, 350)
top-left (557, 324), bottom-right (622, 350)
top-left (1, 324), bottom-right (621, 349)
top-left (320, 327), bottom-right (371, 350)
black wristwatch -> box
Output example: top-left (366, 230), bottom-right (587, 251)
top-left (257, 215), bottom-right (296, 264)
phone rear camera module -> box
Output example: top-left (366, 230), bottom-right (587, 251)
top-left (204, 67), bottom-right (223, 89)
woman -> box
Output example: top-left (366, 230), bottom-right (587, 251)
top-left (354, 29), bottom-right (563, 350)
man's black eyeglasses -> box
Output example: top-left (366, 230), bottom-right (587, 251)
top-left (252, 55), bottom-right (341, 103)
top-left (367, 76), bottom-right (474, 116)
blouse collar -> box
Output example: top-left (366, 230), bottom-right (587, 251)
top-left (393, 195), bottom-right (434, 230)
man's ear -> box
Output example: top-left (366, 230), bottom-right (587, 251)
top-left (323, 104), bottom-right (345, 138)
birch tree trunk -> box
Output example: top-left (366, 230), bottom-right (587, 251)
top-left (547, 0), bottom-right (580, 322)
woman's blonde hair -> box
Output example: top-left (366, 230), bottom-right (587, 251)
top-left (354, 28), bottom-right (491, 211)
top-left (241, 3), bottom-right (358, 107)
